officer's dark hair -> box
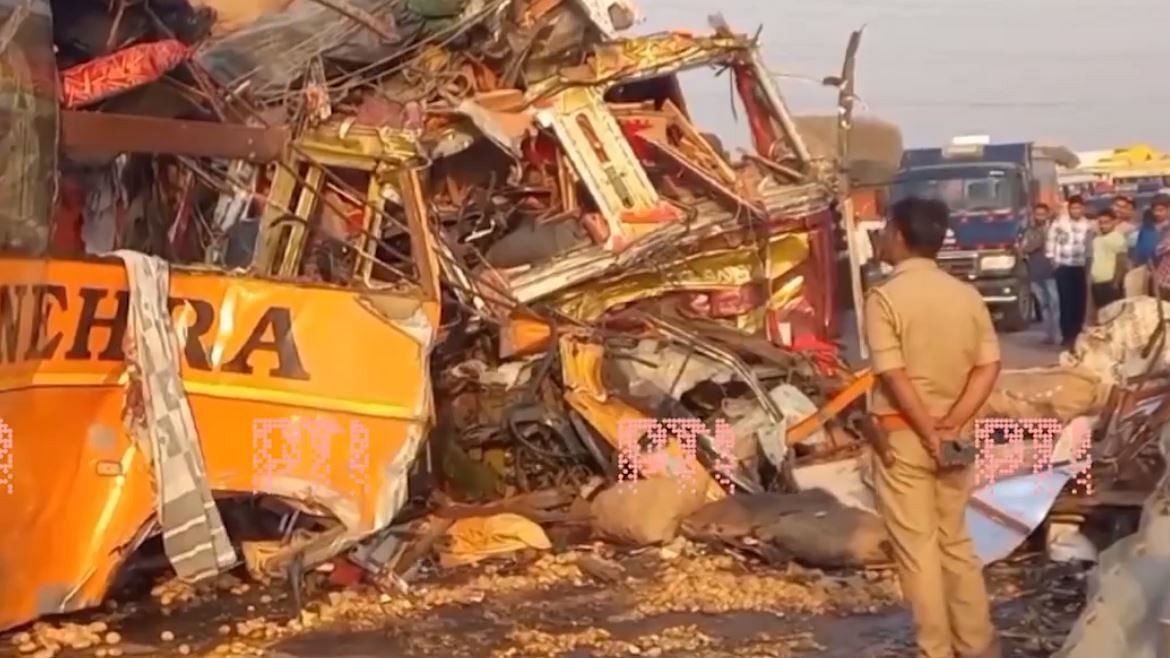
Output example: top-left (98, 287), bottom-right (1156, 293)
top-left (1152, 195), bottom-right (1170, 209)
top-left (1067, 195), bottom-right (1085, 206)
top-left (888, 197), bottom-right (949, 258)
top-left (1096, 208), bottom-right (1116, 220)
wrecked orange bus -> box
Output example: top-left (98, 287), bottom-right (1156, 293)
top-left (0, 1), bottom-right (847, 634)
top-left (0, 1), bottom-right (442, 630)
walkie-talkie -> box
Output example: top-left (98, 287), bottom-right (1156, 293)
top-left (938, 439), bottom-right (978, 468)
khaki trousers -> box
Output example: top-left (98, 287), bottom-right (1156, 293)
top-left (874, 429), bottom-right (997, 658)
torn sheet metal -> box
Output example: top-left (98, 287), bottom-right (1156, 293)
top-left (195, 0), bottom-right (425, 99)
top-left (795, 418), bottom-right (1096, 566)
top-left (526, 32), bottom-right (748, 100)
top-left (536, 86), bottom-right (679, 250)
top-left (725, 385), bottom-right (798, 469)
top-left (967, 416), bottom-right (1092, 564)
top-left (559, 336), bottom-right (732, 501)
top-left (641, 315), bottom-right (785, 426)
top-left (966, 418), bottom-right (1093, 565)
top-left (549, 233), bottom-right (809, 322)
top-left (452, 98), bottom-right (535, 156)
top-left (708, 14), bottom-right (811, 167)
top-left (114, 251), bottom-right (238, 582)
top-left (207, 161), bottom-right (260, 265)
top-left (499, 182), bottom-right (830, 304)
top-left (610, 339), bottom-right (733, 402)
top-left (570, 0), bottom-right (639, 39)
top-left (641, 136), bottom-right (766, 219)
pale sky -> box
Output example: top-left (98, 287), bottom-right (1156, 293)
top-left (637, 0), bottom-right (1170, 151)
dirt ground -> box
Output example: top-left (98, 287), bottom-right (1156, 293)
top-left (1, 538), bottom-right (1086, 658)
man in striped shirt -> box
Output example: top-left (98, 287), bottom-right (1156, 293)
top-left (1046, 195), bottom-right (1094, 346)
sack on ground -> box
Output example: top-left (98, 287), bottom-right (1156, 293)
top-left (756, 504), bottom-right (891, 568)
top-left (590, 477), bottom-right (708, 546)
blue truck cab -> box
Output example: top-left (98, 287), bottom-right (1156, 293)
top-left (879, 138), bottom-right (1059, 331)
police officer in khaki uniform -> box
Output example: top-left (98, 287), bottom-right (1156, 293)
top-left (863, 197), bottom-right (1003, 658)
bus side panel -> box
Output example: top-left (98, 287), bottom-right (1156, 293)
top-left (0, 258), bottom-right (437, 631)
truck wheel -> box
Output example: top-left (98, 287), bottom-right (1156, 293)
top-left (998, 286), bottom-right (1033, 332)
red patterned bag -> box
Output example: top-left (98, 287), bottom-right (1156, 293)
top-left (60, 39), bottom-right (191, 109)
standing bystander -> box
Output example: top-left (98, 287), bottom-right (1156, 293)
top-left (865, 197), bottom-right (1002, 658)
top-left (1114, 196), bottom-right (1142, 263)
top-left (1113, 195), bottom-right (1139, 239)
top-left (1020, 203), bottom-right (1059, 343)
top-left (1088, 208), bottom-right (1128, 313)
top-left (1047, 195), bottom-right (1094, 346)
top-left (1126, 195), bottom-right (1170, 297)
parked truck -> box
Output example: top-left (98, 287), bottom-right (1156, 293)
top-left (878, 136), bottom-right (1074, 331)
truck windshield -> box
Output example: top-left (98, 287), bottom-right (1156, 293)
top-left (890, 170), bottom-right (1023, 213)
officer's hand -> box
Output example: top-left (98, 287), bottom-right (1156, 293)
top-left (921, 432), bottom-right (942, 464)
top-left (931, 421), bottom-right (962, 467)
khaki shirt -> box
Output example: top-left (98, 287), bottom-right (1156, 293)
top-left (864, 258), bottom-right (1000, 417)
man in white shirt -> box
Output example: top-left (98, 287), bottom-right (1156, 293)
top-left (1046, 195), bottom-right (1094, 346)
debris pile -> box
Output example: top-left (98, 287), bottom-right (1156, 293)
top-left (0, 0), bottom-right (907, 637)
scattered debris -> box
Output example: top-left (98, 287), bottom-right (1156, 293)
top-left (438, 513), bottom-right (553, 567)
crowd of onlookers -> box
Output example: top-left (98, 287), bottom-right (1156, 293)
top-left (1020, 193), bottom-right (1170, 347)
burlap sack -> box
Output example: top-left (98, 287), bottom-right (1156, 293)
top-left (981, 366), bottom-right (1109, 421)
top-left (680, 489), bottom-right (840, 540)
top-left (756, 506), bottom-right (892, 568)
top-left (590, 478), bottom-right (708, 546)
top-left (682, 489), bottom-right (891, 568)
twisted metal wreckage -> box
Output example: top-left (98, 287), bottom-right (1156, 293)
top-left (4, 0), bottom-right (1170, 649)
top-left (0, 0), bottom-right (874, 631)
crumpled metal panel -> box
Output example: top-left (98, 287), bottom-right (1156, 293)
top-left (0, 0), bottom-right (57, 255)
top-left (569, 0), bottom-right (639, 39)
top-left (1055, 419), bottom-right (1170, 658)
top-left (536, 86), bottom-right (677, 250)
top-left (196, 0), bottom-right (427, 98)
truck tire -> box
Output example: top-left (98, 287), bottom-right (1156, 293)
top-left (998, 283), bottom-right (1033, 332)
